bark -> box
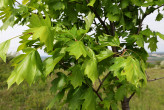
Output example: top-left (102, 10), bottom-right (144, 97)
top-left (121, 97), bottom-right (130, 110)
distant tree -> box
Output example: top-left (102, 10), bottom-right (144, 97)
top-left (1, 0), bottom-right (164, 110)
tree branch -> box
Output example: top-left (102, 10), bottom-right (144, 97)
top-left (85, 0), bottom-right (110, 35)
top-left (85, 79), bottom-right (103, 101)
top-left (137, 4), bottom-right (164, 34)
top-left (148, 77), bottom-right (164, 82)
top-left (128, 92), bottom-right (135, 101)
top-left (15, 0), bottom-right (21, 5)
top-left (97, 72), bottom-right (111, 92)
top-left (93, 88), bottom-right (103, 101)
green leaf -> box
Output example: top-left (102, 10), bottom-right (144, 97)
top-left (51, 72), bottom-right (67, 93)
top-left (132, 34), bottom-right (144, 47)
top-left (0, 40), bottom-right (10, 62)
top-left (148, 36), bottom-right (158, 52)
top-left (156, 32), bottom-right (164, 40)
top-left (107, 14), bottom-right (120, 21)
top-left (0, 15), bottom-right (15, 30)
top-left (22, 0), bottom-right (29, 5)
top-left (140, 29), bottom-right (153, 37)
top-left (87, 0), bottom-right (96, 6)
top-left (96, 49), bottom-right (114, 62)
top-left (99, 34), bottom-right (120, 47)
top-left (84, 12), bottom-right (95, 31)
top-left (121, 0), bottom-right (129, 9)
top-left (67, 86), bottom-right (86, 110)
top-left (43, 48), bottom-right (65, 76)
top-left (69, 65), bottom-right (84, 89)
top-left (67, 41), bottom-right (87, 59)
top-left (7, 50), bottom-right (43, 88)
top-left (53, 2), bottom-right (65, 10)
top-left (28, 14), bottom-right (53, 51)
top-left (115, 85), bottom-right (127, 101)
top-left (82, 88), bottom-right (96, 110)
top-left (109, 57), bottom-right (126, 81)
top-left (83, 48), bottom-right (98, 82)
top-left (0, 0), bottom-right (13, 8)
top-left (10, 54), bottom-right (27, 66)
top-left (121, 56), bottom-right (146, 87)
top-left (156, 13), bottom-right (163, 21)
top-left (47, 89), bottom-right (65, 110)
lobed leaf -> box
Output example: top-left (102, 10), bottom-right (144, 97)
top-left (82, 88), bottom-right (96, 110)
top-left (67, 41), bottom-right (87, 59)
top-left (0, 40), bottom-right (10, 62)
top-left (69, 65), bottom-right (84, 89)
top-left (7, 50), bottom-right (43, 88)
top-left (83, 47), bottom-right (98, 82)
top-left (43, 48), bottom-right (65, 76)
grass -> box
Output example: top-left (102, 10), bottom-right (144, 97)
top-left (130, 69), bottom-right (164, 110)
top-left (1, 58), bottom-right (164, 110)
top-left (0, 59), bottom-right (56, 110)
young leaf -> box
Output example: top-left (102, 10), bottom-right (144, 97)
top-left (69, 65), bottom-right (84, 89)
top-left (67, 41), bottom-right (87, 59)
top-left (7, 50), bottom-right (43, 88)
top-left (156, 32), bottom-right (164, 40)
top-left (87, 0), bottom-right (96, 6)
top-left (0, 40), bottom-right (10, 62)
top-left (22, 0), bottom-right (29, 5)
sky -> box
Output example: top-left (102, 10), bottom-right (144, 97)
top-left (0, 6), bottom-right (164, 56)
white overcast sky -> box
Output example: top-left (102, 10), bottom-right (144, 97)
top-left (0, 4), bottom-right (164, 56)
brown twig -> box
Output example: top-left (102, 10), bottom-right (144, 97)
top-left (137, 4), bottom-right (164, 34)
top-left (85, 0), bottom-right (110, 35)
top-left (148, 77), bottom-right (164, 82)
top-left (85, 79), bottom-right (103, 101)
top-left (128, 92), bottom-right (135, 101)
top-left (15, 0), bottom-right (21, 5)
top-left (96, 72), bottom-right (111, 92)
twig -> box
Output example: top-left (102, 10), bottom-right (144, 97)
top-left (15, 0), bottom-right (21, 5)
top-left (85, 0), bottom-right (110, 35)
top-left (145, 71), bottom-right (150, 79)
top-left (128, 92), bottom-right (135, 101)
top-left (93, 88), bottom-right (103, 101)
top-left (85, 79), bottom-right (103, 101)
top-left (148, 77), bottom-right (164, 82)
top-left (137, 4), bottom-right (164, 34)
top-left (96, 72), bottom-right (111, 92)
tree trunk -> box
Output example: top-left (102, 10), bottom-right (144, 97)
top-left (121, 97), bottom-right (130, 110)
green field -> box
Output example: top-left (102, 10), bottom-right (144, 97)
top-left (0, 58), bottom-right (164, 110)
